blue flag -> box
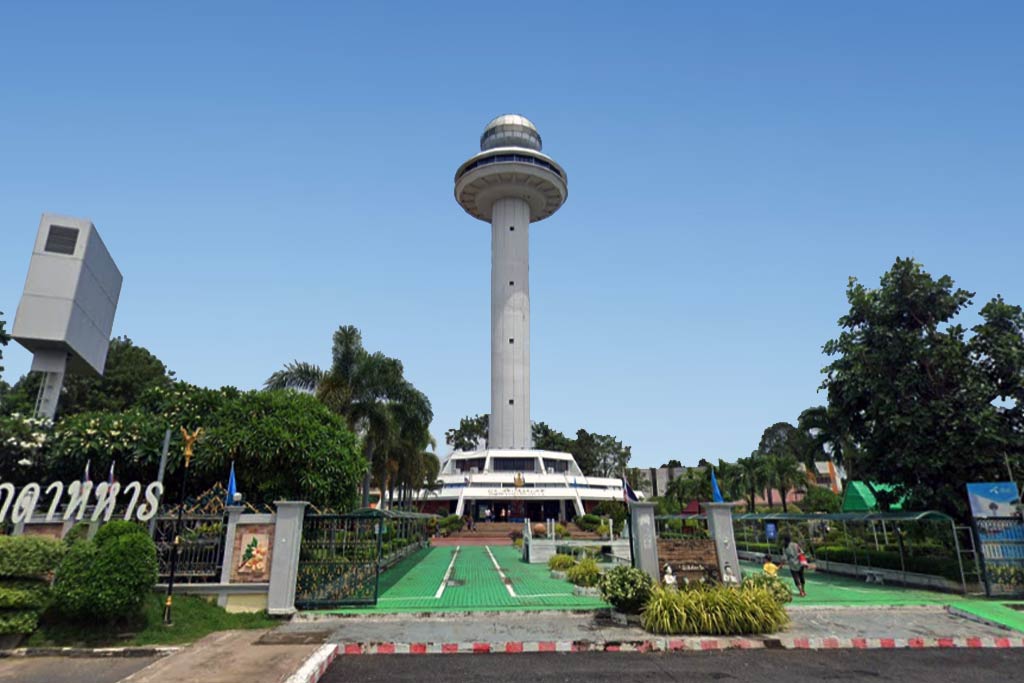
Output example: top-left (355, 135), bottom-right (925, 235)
top-left (710, 467), bottom-right (724, 503)
top-left (227, 461), bottom-right (237, 504)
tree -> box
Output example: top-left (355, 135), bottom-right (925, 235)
top-left (532, 421), bottom-right (573, 452)
top-left (666, 468), bottom-right (710, 509)
top-left (756, 422), bottom-right (803, 508)
top-left (734, 453), bottom-right (765, 511)
top-left (800, 484), bottom-right (842, 513)
top-left (2, 336), bottom-right (174, 417)
top-left (625, 467), bottom-right (650, 492)
top-left (265, 325), bottom-right (433, 507)
top-left (763, 453), bottom-right (804, 513)
top-left (44, 386), bottom-right (365, 509)
top-left (821, 258), bottom-right (1020, 518)
top-left (661, 459), bottom-right (683, 468)
top-left (570, 429), bottom-right (631, 478)
top-left (797, 405), bottom-right (859, 478)
top-left (445, 414), bottom-right (488, 451)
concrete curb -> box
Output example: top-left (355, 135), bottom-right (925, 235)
top-left (288, 634), bottom-right (1024, 680)
top-left (0, 645), bottom-right (180, 658)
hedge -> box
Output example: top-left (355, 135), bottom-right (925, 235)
top-left (0, 537), bottom-right (64, 578)
top-left (0, 580), bottom-right (50, 610)
top-left (0, 609), bottom-right (40, 636)
top-left (814, 546), bottom-right (962, 582)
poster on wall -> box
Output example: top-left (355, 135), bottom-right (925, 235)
top-left (966, 482), bottom-right (1021, 518)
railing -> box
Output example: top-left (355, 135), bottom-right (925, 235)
top-left (152, 513), bottom-right (227, 584)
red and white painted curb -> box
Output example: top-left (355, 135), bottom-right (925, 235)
top-left (286, 635), bottom-right (1024, 682)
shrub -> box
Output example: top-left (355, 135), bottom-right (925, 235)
top-left (0, 537), bottom-right (64, 578)
top-left (554, 523), bottom-right (571, 539)
top-left (548, 554), bottom-right (576, 571)
top-left (598, 565), bottom-right (654, 614)
top-left (641, 585), bottom-right (788, 635)
top-left (575, 514), bottom-right (601, 533)
top-left (566, 558), bottom-right (601, 587)
top-left (0, 535), bottom-right (63, 637)
top-left (513, 537), bottom-right (523, 548)
top-left (741, 573), bottom-right (792, 604)
top-left (54, 523), bottom-right (158, 623)
top-left (592, 501), bottom-right (628, 533)
top-left (508, 529), bottom-right (523, 543)
top-left (440, 514), bottom-right (465, 535)
top-left (63, 522), bottom-right (91, 548)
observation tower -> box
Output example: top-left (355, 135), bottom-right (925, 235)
top-left (454, 114), bottom-right (568, 449)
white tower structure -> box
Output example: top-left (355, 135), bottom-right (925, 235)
top-left (12, 214), bottom-right (122, 419)
top-left (454, 115), bottom-right (568, 449)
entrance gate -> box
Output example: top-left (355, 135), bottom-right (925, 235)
top-left (975, 517), bottom-right (1024, 598)
top-left (294, 508), bottom-right (434, 610)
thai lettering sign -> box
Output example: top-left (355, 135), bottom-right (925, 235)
top-left (0, 480), bottom-right (165, 525)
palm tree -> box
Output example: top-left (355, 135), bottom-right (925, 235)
top-left (765, 453), bottom-right (804, 513)
top-left (734, 454), bottom-right (765, 512)
top-left (798, 405), bottom-right (859, 480)
top-left (265, 325), bottom-right (433, 508)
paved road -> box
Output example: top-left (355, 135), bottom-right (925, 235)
top-left (0, 656), bottom-right (157, 683)
top-left (323, 649), bottom-right (1024, 682)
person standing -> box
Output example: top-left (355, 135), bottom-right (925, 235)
top-left (781, 534), bottom-right (808, 597)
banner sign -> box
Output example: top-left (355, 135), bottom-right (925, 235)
top-left (0, 480), bottom-right (165, 525)
top-left (967, 482), bottom-right (1021, 518)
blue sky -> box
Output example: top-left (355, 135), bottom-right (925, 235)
top-left (2, 2), bottom-right (1022, 468)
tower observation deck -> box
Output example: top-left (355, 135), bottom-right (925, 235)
top-left (454, 115), bottom-right (568, 450)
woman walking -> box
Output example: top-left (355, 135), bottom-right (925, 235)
top-left (781, 534), bottom-right (808, 597)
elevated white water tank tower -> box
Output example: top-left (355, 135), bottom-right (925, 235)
top-left (12, 213), bottom-right (122, 419)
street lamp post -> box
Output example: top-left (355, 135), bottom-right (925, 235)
top-left (163, 426), bottom-right (202, 626)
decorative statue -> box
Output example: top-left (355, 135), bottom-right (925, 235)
top-left (663, 564), bottom-right (677, 587)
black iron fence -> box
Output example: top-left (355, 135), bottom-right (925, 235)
top-left (294, 508), bottom-right (434, 609)
top-left (153, 513), bottom-right (227, 583)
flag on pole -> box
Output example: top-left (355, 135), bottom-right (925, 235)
top-left (711, 467), bottom-right (724, 503)
top-left (621, 475), bottom-right (639, 503)
top-left (82, 459), bottom-right (91, 484)
top-left (226, 461), bottom-right (237, 504)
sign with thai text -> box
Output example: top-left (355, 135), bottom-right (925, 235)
top-left (0, 480), bottom-right (165, 525)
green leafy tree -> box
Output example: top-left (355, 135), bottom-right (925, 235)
top-left (763, 453), bottom-right (804, 513)
top-left (821, 258), bottom-right (1021, 518)
top-left (800, 484), bottom-right (842, 513)
top-left (666, 468), bottom-right (711, 509)
top-left (2, 336), bottom-right (174, 417)
top-left (445, 414), bottom-right (488, 451)
top-left (532, 421), bottom-right (574, 452)
top-left (265, 325), bottom-right (432, 507)
top-left (661, 459), bottom-right (683, 468)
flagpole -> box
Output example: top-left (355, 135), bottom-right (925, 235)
top-left (164, 427), bottom-right (202, 626)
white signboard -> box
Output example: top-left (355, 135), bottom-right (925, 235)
top-left (0, 480), bottom-right (165, 524)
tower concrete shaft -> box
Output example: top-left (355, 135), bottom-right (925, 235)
top-left (454, 114), bottom-right (568, 451)
top-left (490, 197), bottom-right (531, 449)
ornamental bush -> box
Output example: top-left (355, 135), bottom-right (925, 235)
top-left (641, 585), bottom-right (788, 635)
top-left (598, 565), bottom-right (654, 614)
top-left (0, 536), bottom-right (62, 636)
top-left (548, 554), bottom-right (576, 571)
top-left (575, 514), bottom-right (601, 533)
top-left (54, 521), bottom-right (157, 623)
top-left (741, 572), bottom-right (793, 604)
top-left (566, 558), bottom-right (601, 587)
top-left (554, 523), bottom-right (571, 539)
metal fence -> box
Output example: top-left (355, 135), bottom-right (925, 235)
top-left (294, 509), bottom-right (434, 609)
top-left (975, 516), bottom-right (1024, 597)
top-left (153, 513), bottom-right (227, 583)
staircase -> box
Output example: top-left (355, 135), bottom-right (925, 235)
top-left (433, 522), bottom-right (519, 547)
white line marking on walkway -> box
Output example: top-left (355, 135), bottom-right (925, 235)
top-left (485, 545), bottom-right (517, 597)
top-left (434, 546), bottom-right (460, 599)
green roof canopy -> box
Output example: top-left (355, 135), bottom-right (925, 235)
top-left (841, 481), bottom-right (906, 513)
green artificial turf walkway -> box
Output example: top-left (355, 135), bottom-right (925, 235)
top-left (315, 545), bottom-right (607, 615)
top-left (743, 561), bottom-right (1024, 632)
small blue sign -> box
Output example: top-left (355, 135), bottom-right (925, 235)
top-left (967, 482), bottom-right (1021, 518)
top-left (765, 522), bottom-right (778, 541)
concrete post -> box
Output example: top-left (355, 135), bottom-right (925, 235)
top-left (704, 502), bottom-right (742, 584)
top-left (217, 505), bottom-right (245, 607)
top-left (628, 502), bottom-right (659, 582)
top-left (267, 501), bottom-right (307, 616)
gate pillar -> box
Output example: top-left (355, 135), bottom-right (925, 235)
top-left (268, 501), bottom-right (308, 615)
